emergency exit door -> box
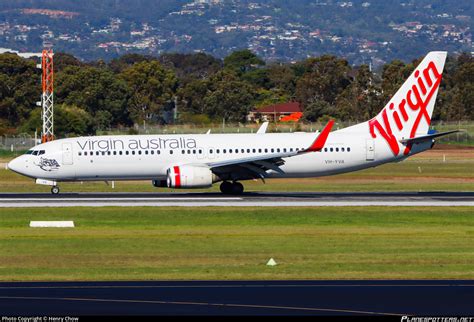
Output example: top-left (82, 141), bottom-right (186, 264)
top-left (366, 139), bottom-right (375, 161)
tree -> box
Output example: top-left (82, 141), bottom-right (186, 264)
top-left (335, 65), bottom-right (382, 121)
top-left (295, 55), bottom-right (352, 118)
top-left (120, 60), bottom-right (178, 125)
top-left (202, 71), bottom-right (256, 122)
top-left (0, 53), bottom-right (41, 126)
top-left (224, 49), bottom-right (265, 75)
top-left (55, 65), bottom-right (130, 126)
top-left (159, 52), bottom-right (222, 83)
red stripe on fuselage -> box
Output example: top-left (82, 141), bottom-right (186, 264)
top-left (173, 166), bottom-right (181, 188)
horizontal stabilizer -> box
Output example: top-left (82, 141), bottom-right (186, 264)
top-left (399, 130), bottom-right (462, 145)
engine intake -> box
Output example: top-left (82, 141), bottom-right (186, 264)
top-left (167, 166), bottom-right (214, 188)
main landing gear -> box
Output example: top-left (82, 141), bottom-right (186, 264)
top-left (220, 181), bottom-right (244, 195)
top-left (51, 186), bottom-right (60, 195)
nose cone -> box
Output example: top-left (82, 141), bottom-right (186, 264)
top-left (7, 157), bottom-right (24, 175)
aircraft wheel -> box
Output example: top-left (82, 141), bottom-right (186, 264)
top-left (219, 181), bottom-right (233, 194)
top-left (51, 186), bottom-right (60, 195)
top-left (231, 182), bottom-right (244, 195)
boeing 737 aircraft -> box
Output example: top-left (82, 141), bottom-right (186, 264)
top-left (8, 51), bottom-right (458, 194)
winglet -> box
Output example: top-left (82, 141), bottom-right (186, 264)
top-left (256, 121), bottom-right (269, 134)
top-left (304, 120), bottom-right (334, 152)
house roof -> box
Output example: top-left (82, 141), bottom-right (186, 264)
top-left (254, 102), bottom-right (302, 114)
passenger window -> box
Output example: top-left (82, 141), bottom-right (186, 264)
top-left (182, 150), bottom-right (185, 154)
top-left (247, 149), bottom-right (250, 153)
top-left (341, 147), bottom-right (345, 152)
top-left (199, 149), bottom-right (202, 154)
top-left (101, 151), bottom-right (105, 156)
top-left (271, 148), bottom-right (274, 153)
top-left (96, 151), bottom-right (99, 156)
top-left (78, 152), bottom-right (82, 156)
top-left (216, 149), bottom-right (220, 154)
top-left (113, 151), bottom-right (117, 155)
top-left (289, 148), bottom-right (293, 152)
top-left (277, 148), bottom-right (280, 153)
top-left (252, 149), bottom-right (256, 153)
top-left (258, 149), bottom-right (262, 153)
top-left (125, 151), bottom-right (129, 155)
top-left (132, 151), bottom-right (135, 155)
top-left (84, 152), bottom-right (88, 156)
top-left (187, 150), bottom-right (191, 154)
top-left (335, 148), bottom-right (339, 152)
top-left (347, 147), bottom-right (351, 152)
top-left (145, 150), bottom-right (148, 155)
top-left (107, 151), bottom-right (111, 155)
top-left (193, 150), bottom-right (196, 154)
top-left (283, 148), bottom-right (287, 153)
top-left (150, 150), bottom-right (154, 155)
top-left (170, 150), bottom-right (173, 154)
top-left (241, 149), bottom-right (244, 153)
top-left (265, 149), bottom-right (268, 153)
top-left (330, 148), bottom-right (333, 152)
top-left (138, 151), bottom-right (142, 155)
top-left (157, 150), bottom-right (160, 155)
top-left (324, 148), bottom-right (328, 152)
top-left (119, 151), bottom-right (122, 155)
top-left (210, 149), bottom-right (213, 154)
top-left (223, 149), bottom-right (226, 154)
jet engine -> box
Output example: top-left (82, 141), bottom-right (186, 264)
top-left (166, 166), bottom-right (216, 188)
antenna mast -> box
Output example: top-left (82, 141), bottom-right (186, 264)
top-left (41, 44), bottom-right (54, 143)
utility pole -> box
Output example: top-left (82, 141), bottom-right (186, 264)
top-left (41, 44), bottom-right (54, 143)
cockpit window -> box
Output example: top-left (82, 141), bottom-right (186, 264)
top-left (28, 150), bottom-right (45, 156)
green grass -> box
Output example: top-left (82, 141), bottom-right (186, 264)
top-left (1, 207), bottom-right (473, 281)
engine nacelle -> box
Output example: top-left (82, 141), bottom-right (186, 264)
top-left (166, 166), bottom-right (214, 188)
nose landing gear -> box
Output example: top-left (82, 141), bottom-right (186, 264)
top-left (51, 186), bottom-right (60, 195)
top-left (219, 181), bottom-right (244, 195)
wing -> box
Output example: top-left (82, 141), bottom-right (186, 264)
top-left (206, 120), bottom-right (334, 181)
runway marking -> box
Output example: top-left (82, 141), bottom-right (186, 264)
top-left (0, 197), bottom-right (242, 201)
top-left (0, 296), bottom-right (407, 316)
top-left (0, 201), bottom-right (472, 207)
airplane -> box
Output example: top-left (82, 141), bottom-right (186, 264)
top-left (8, 51), bottom-right (459, 195)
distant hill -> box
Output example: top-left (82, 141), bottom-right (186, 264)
top-left (0, 0), bottom-right (471, 65)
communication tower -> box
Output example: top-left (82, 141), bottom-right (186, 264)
top-left (41, 45), bottom-right (54, 143)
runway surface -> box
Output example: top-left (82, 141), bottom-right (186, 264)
top-left (1, 280), bottom-right (473, 316)
top-left (0, 191), bottom-right (473, 207)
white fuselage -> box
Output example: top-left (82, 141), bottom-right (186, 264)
top-left (7, 121), bottom-right (432, 184)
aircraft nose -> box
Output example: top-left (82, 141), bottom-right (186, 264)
top-left (7, 157), bottom-right (24, 175)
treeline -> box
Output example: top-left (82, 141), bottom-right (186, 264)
top-left (0, 50), bottom-right (473, 137)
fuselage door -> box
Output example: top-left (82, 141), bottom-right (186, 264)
top-left (62, 142), bottom-right (73, 165)
top-left (366, 139), bottom-right (375, 161)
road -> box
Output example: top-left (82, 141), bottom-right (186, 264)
top-left (1, 280), bottom-right (473, 316)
